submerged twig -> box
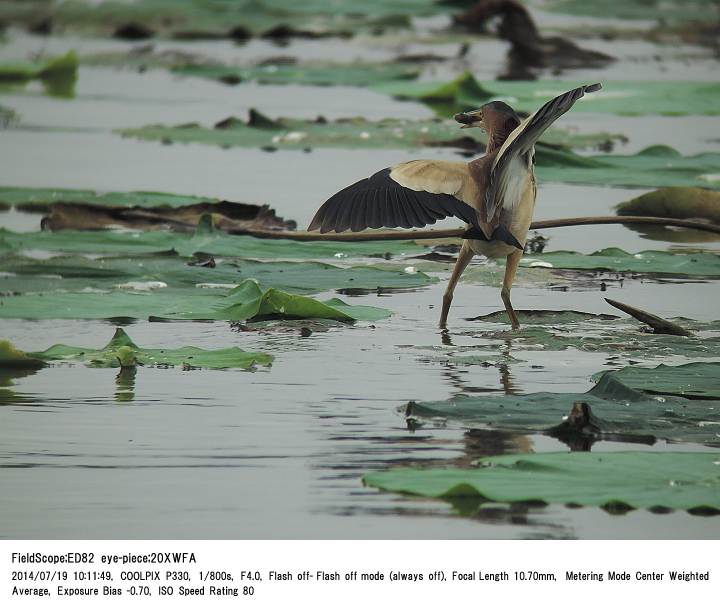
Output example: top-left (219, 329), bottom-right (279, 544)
top-left (226, 215), bottom-right (720, 241)
top-left (605, 298), bottom-right (692, 336)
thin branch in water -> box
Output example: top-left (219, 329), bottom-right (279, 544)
top-left (226, 215), bottom-right (720, 241)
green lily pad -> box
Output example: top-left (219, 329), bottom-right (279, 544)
top-left (545, 0), bottom-right (717, 23)
top-left (537, 146), bottom-right (720, 189)
top-left (120, 119), bottom-right (717, 188)
top-left (0, 226), bottom-right (425, 259)
top-left (14, 327), bottom-right (272, 370)
top-left (0, 339), bottom-right (46, 368)
top-left (523, 326), bottom-right (720, 359)
top-left (0, 277), bottom-right (391, 322)
top-left (470, 310), bottom-right (620, 324)
top-left (255, 0), bottom-right (444, 19)
top-left (0, 245), bottom-right (428, 320)
top-left (616, 187), bottom-right (720, 223)
top-left (0, 252), bottom-right (436, 295)
top-left (489, 80), bottom-right (720, 117)
top-left (0, 0), bottom-right (440, 39)
top-left (363, 452), bottom-right (720, 512)
top-left (121, 116), bottom-right (488, 151)
top-left (465, 311), bottom-right (720, 359)
top-left (0, 50), bottom-right (77, 82)
top-left (173, 62), bottom-right (421, 87)
top-left (522, 247), bottom-right (720, 276)
top-left (407, 367), bottom-right (720, 445)
top-left (156, 278), bottom-right (387, 322)
top-left (375, 73), bottom-right (720, 116)
top-left (603, 362), bottom-right (720, 400)
top-left (378, 72), bottom-right (492, 113)
top-left (0, 186), bottom-right (219, 211)
top-left (0, 50), bottom-right (77, 97)
top-left (120, 114), bottom-right (625, 154)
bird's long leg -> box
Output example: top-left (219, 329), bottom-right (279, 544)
top-left (439, 241), bottom-right (474, 328)
top-left (501, 249), bottom-right (523, 330)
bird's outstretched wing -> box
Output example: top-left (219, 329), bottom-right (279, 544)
top-left (308, 160), bottom-right (479, 233)
top-left (483, 83), bottom-right (602, 223)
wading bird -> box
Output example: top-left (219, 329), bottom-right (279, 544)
top-left (308, 83), bottom-right (602, 330)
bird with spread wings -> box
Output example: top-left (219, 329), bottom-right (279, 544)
top-left (308, 83), bottom-right (602, 330)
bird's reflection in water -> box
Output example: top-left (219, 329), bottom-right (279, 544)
top-left (440, 329), bottom-right (454, 347)
top-left (114, 366), bottom-right (137, 403)
top-left (434, 330), bottom-right (609, 453)
top-left (424, 429), bottom-right (566, 532)
top-left (438, 331), bottom-right (520, 395)
top-left (498, 363), bottom-right (518, 395)
top-left (462, 427), bottom-right (532, 460)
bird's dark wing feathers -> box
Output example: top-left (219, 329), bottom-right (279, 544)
top-left (308, 168), bottom-right (479, 233)
top-left (484, 83), bottom-right (602, 222)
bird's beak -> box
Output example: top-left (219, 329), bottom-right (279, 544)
top-left (454, 111), bottom-right (481, 129)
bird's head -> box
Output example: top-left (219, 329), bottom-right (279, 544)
top-left (454, 101), bottom-right (520, 134)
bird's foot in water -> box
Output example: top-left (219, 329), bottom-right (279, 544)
top-left (437, 326), bottom-right (456, 346)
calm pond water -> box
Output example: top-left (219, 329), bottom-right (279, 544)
top-left (0, 23), bottom-right (718, 539)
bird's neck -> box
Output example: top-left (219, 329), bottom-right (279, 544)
top-left (485, 128), bottom-right (511, 154)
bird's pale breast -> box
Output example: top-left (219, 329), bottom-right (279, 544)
top-left (467, 166), bottom-right (536, 259)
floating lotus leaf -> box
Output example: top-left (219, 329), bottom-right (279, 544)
top-left (84, 48), bottom-right (427, 84)
top-left (0, 252), bottom-right (436, 295)
top-left (0, 340), bottom-right (46, 368)
top-left (120, 119), bottom-right (717, 188)
top-left (0, 0), bottom-right (441, 39)
top-left (465, 311), bottom-right (720, 359)
top-left (521, 247), bottom-right (720, 276)
top-left (375, 73), bottom-right (720, 116)
top-left (0, 50), bottom-right (77, 82)
top-left (159, 278), bottom-right (358, 322)
top-left (536, 146), bottom-right (720, 189)
top-left (0, 277), bottom-right (391, 322)
top-left (119, 116), bottom-right (625, 154)
top-left (0, 186), bottom-right (220, 211)
top-left (544, 0), bottom-right (717, 23)
top-left (0, 50), bottom-right (77, 97)
top-left (468, 310), bottom-right (620, 324)
top-left (602, 362), bottom-right (720, 400)
top-left (363, 452), bottom-right (720, 512)
top-left (120, 116), bottom-right (489, 151)
top-left (0, 246), bottom-right (421, 320)
top-left (407, 368), bottom-right (720, 445)
top-left (150, 278), bottom-right (393, 322)
top-left (389, 70), bottom-right (494, 103)
top-left (0, 226), bottom-right (425, 259)
top-left (173, 62), bottom-right (421, 87)
top-left (2, 328), bottom-right (273, 370)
